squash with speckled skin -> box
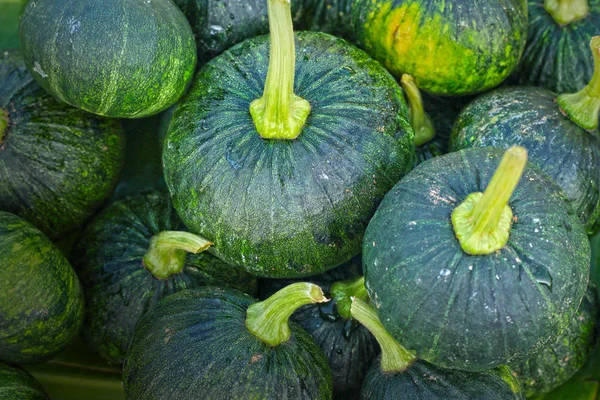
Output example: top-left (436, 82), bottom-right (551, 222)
top-left (0, 363), bottom-right (48, 399)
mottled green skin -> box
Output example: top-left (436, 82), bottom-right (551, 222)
top-left (352, 0), bottom-right (528, 95)
top-left (0, 212), bottom-right (84, 364)
top-left (363, 148), bottom-right (590, 371)
top-left (123, 287), bottom-right (333, 400)
top-left (0, 363), bottom-right (48, 399)
top-left (259, 258), bottom-right (379, 400)
top-left (361, 359), bottom-right (524, 399)
top-left (0, 50), bottom-right (124, 239)
top-left (19, 0), bottom-right (196, 118)
top-left (449, 87), bottom-right (600, 233)
top-left (517, 0), bottom-right (600, 94)
top-left (163, 32), bottom-right (415, 278)
top-left (510, 286), bottom-right (598, 398)
top-left (72, 191), bottom-right (258, 365)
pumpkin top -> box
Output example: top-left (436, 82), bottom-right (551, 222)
top-left (545, 0), bottom-right (589, 24)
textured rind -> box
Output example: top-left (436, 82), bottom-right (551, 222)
top-left (352, 0), bottom-right (528, 95)
top-left (449, 86), bottom-right (600, 233)
top-left (510, 286), bottom-right (598, 397)
top-left (19, 0), bottom-right (196, 118)
top-left (517, 0), bottom-right (600, 94)
top-left (363, 147), bottom-right (590, 371)
top-left (0, 212), bottom-right (84, 364)
top-left (0, 50), bottom-right (125, 239)
top-left (361, 357), bottom-right (524, 399)
top-left (163, 31), bottom-right (415, 278)
top-left (72, 191), bottom-right (258, 365)
top-left (123, 287), bottom-right (333, 400)
top-left (0, 363), bottom-right (48, 400)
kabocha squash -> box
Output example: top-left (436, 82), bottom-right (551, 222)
top-left (363, 147), bottom-right (590, 371)
top-left (351, 0), bottom-right (528, 95)
top-left (0, 50), bottom-right (124, 239)
top-left (0, 212), bottom-right (84, 364)
top-left (510, 286), bottom-right (597, 397)
top-left (19, 0), bottom-right (196, 118)
top-left (163, 0), bottom-right (415, 278)
top-left (124, 284), bottom-right (333, 399)
top-left (0, 363), bottom-right (48, 399)
top-left (350, 298), bottom-right (524, 400)
top-left (72, 191), bottom-right (258, 364)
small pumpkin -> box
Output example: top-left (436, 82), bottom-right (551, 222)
top-left (0, 363), bottom-right (48, 400)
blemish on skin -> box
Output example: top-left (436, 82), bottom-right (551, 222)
top-left (250, 354), bottom-right (263, 363)
top-left (33, 62), bottom-right (47, 78)
top-left (67, 17), bottom-right (81, 34)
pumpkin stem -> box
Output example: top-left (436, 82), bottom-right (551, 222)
top-left (330, 276), bottom-right (369, 319)
top-left (557, 36), bottom-right (600, 131)
top-left (246, 282), bottom-right (328, 346)
top-left (400, 74), bottom-right (435, 147)
top-left (249, 0), bottom-right (310, 140)
top-left (350, 297), bottom-right (416, 373)
top-left (544, 0), bottom-right (588, 25)
top-left (0, 109), bottom-right (8, 144)
top-left (142, 231), bottom-right (212, 279)
top-left (451, 146), bottom-right (527, 255)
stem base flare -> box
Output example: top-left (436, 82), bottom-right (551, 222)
top-left (400, 74), bottom-right (435, 147)
top-left (250, 95), bottom-right (311, 140)
top-left (544, 0), bottom-right (589, 25)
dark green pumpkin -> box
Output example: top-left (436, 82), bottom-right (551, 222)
top-left (163, 32), bottom-right (415, 278)
top-left (19, 0), bottom-right (196, 118)
top-left (363, 147), bottom-right (590, 371)
top-left (123, 286), bottom-right (333, 399)
top-left (449, 86), bottom-right (600, 232)
top-left (0, 363), bottom-right (48, 399)
top-left (351, 0), bottom-right (528, 95)
top-left (510, 286), bottom-right (597, 398)
top-left (0, 50), bottom-right (124, 239)
top-left (0, 212), bottom-right (84, 364)
top-left (72, 191), bottom-right (258, 364)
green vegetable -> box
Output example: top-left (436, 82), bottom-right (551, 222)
top-left (0, 363), bottom-right (48, 399)
top-left (0, 212), bottom-right (84, 364)
top-left (19, 0), bottom-right (196, 118)
top-left (0, 50), bottom-right (124, 239)
top-left (363, 147), bottom-right (590, 371)
top-left (123, 284), bottom-right (333, 399)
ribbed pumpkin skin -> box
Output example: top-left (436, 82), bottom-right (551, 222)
top-left (72, 191), bottom-right (258, 365)
top-left (449, 87), bottom-right (600, 233)
top-left (19, 0), bottom-right (196, 118)
top-left (0, 363), bottom-right (48, 400)
top-left (0, 212), bottom-right (84, 364)
top-left (163, 32), bottom-right (415, 278)
top-left (361, 358), bottom-right (524, 400)
top-left (517, 0), bottom-right (600, 94)
top-left (123, 287), bottom-right (333, 400)
top-left (351, 0), bottom-right (528, 95)
top-left (363, 148), bottom-right (590, 371)
top-left (0, 50), bottom-right (124, 239)
top-left (510, 286), bottom-right (598, 397)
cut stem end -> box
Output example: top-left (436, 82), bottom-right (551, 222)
top-left (400, 74), bottom-right (435, 147)
top-left (330, 276), bottom-right (368, 320)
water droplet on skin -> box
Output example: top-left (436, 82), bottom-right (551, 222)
top-left (230, 13), bottom-right (235, 19)
top-left (319, 301), bottom-right (338, 322)
top-left (209, 25), bottom-right (224, 36)
top-left (439, 269), bottom-right (451, 277)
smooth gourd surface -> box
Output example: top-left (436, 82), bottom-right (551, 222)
top-left (0, 363), bottom-right (48, 400)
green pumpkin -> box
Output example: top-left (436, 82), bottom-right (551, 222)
top-left (363, 147), bottom-right (590, 371)
top-left (0, 363), bottom-right (48, 399)
top-left (0, 50), bottom-right (124, 239)
top-left (19, 0), bottom-right (196, 118)
top-left (351, 0), bottom-right (528, 95)
top-left (72, 191), bottom-right (258, 364)
top-left (0, 212), bottom-right (84, 364)
top-left (123, 285), bottom-right (333, 399)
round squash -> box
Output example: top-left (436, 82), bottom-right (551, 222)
top-left (0, 50), bottom-right (124, 239)
top-left (72, 190), bottom-right (258, 364)
top-left (0, 363), bottom-right (48, 399)
top-left (123, 284), bottom-right (333, 399)
top-left (363, 147), bottom-right (590, 371)
top-left (19, 0), bottom-right (196, 118)
top-left (0, 212), bottom-right (84, 364)
top-left (351, 0), bottom-right (528, 95)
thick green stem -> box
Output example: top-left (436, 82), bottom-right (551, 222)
top-left (544, 0), bottom-right (589, 25)
top-left (558, 36), bottom-right (600, 131)
top-left (400, 74), bottom-right (435, 147)
top-left (142, 231), bottom-right (212, 279)
top-left (0, 108), bottom-right (8, 143)
top-left (246, 282), bottom-right (328, 346)
top-left (350, 297), bottom-right (416, 373)
top-left (249, 0), bottom-right (310, 140)
top-left (451, 146), bottom-right (528, 255)
top-left (330, 276), bottom-right (369, 319)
